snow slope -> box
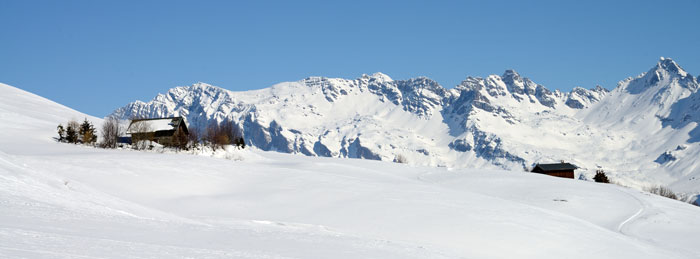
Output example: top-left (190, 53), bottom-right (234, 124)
top-left (112, 58), bottom-right (700, 197)
top-left (2, 84), bottom-right (700, 258)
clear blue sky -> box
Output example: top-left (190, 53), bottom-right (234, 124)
top-left (1, 0), bottom-right (699, 117)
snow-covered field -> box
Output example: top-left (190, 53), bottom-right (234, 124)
top-left (2, 82), bottom-right (700, 258)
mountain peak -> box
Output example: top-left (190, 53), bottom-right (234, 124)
top-left (502, 69), bottom-right (520, 78)
top-left (501, 69), bottom-right (522, 83)
top-left (621, 58), bottom-right (696, 94)
top-left (501, 69), bottom-right (529, 96)
top-left (183, 82), bottom-right (219, 92)
top-left (192, 82), bottom-right (213, 87)
top-left (654, 57), bottom-right (688, 77)
top-left (592, 85), bottom-right (609, 93)
top-left (369, 72), bottom-right (393, 82)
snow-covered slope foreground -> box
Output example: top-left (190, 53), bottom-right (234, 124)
top-left (111, 58), bottom-right (700, 197)
top-left (2, 83), bottom-right (700, 258)
top-left (0, 83), bottom-right (103, 155)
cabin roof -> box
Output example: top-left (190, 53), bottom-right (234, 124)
top-left (126, 117), bottom-right (187, 134)
top-left (533, 163), bottom-right (578, 171)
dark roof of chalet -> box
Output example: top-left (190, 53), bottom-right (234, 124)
top-left (126, 116), bottom-right (188, 134)
top-left (533, 163), bottom-right (578, 171)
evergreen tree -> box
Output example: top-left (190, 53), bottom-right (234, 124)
top-left (66, 124), bottom-right (77, 143)
top-left (79, 118), bottom-right (97, 144)
top-left (593, 169), bottom-right (610, 183)
top-left (233, 137), bottom-right (245, 149)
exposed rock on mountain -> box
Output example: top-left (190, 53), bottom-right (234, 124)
top-left (112, 58), bottom-right (700, 195)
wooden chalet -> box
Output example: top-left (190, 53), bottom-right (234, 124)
top-left (126, 117), bottom-right (189, 146)
top-left (531, 162), bottom-right (577, 179)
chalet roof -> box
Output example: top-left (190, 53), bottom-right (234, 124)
top-left (533, 163), bottom-right (578, 171)
top-left (126, 117), bottom-right (187, 134)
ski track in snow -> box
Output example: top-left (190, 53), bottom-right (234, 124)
top-left (616, 188), bottom-right (647, 235)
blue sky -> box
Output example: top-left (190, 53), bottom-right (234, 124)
top-left (1, 0), bottom-right (699, 116)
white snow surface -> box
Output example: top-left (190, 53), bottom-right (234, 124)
top-left (2, 83), bottom-right (700, 258)
top-left (125, 118), bottom-right (179, 133)
top-left (111, 58), bottom-right (700, 198)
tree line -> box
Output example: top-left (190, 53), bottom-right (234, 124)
top-left (56, 118), bottom-right (97, 145)
top-left (57, 117), bottom-right (245, 151)
top-left (188, 120), bottom-right (245, 150)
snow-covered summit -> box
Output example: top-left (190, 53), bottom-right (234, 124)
top-left (367, 72), bottom-right (393, 82)
top-left (111, 58), bottom-right (700, 196)
top-left (625, 57), bottom-right (697, 95)
top-left (658, 57), bottom-right (689, 77)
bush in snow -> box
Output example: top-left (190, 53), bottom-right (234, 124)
top-left (204, 120), bottom-right (244, 150)
top-left (129, 119), bottom-right (154, 150)
top-left (56, 124), bottom-right (65, 142)
top-left (645, 185), bottom-right (678, 200)
top-left (394, 154), bottom-right (407, 164)
top-left (100, 116), bottom-right (121, 148)
top-left (187, 127), bottom-right (202, 149)
top-left (232, 135), bottom-right (245, 149)
top-left (593, 169), bottom-right (610, 183)
top-left (578, 173), bottom-right (589, 181)
top-left (169, 126), bottom-right (189, 151)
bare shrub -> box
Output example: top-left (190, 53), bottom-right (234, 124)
top-left (170, 126), bottom-right (188, 151)
top-left (204, 122), bottom-right (218, 148)
top-left (100, 116), bottom-right (121, 148)
top-left (188, 127), bottom-right (201, 148)
top-left (645, 185), bottom-right (678, 200)
top-left (204, 120), bottom-right (244, 150)
top-left (130, 120), bottom-right (154, 150)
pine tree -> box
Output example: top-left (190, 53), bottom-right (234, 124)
top-left (66, 124), bottom-right (77, 143)
top-left (79, 118), bottom-right (97, 144)
top-left (233, 137), bottom-right (245, 149)
top-left (593, 169), bottom-right (610, 183)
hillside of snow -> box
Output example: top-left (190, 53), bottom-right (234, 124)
top-left (112, 58), bottom-right (700, 197)
top-left (3, 81), bottom-right (700, 258)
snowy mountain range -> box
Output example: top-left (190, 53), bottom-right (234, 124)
top-left (111, 57), bottom-right (700, 195)
top-left (3, 81), bottom-right (700, 258)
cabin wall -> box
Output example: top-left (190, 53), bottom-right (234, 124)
top-left (130, 132), bottom-right (172, 145)
top-left (531, 168), bottom-right (575, 179)
top-left (545, 171), bottom-right (574, 179)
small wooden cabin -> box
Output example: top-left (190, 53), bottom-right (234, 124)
top-left (126, 117), bottom-right (189, 146)
top-left (531, 162), bottom-right (577, 179)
